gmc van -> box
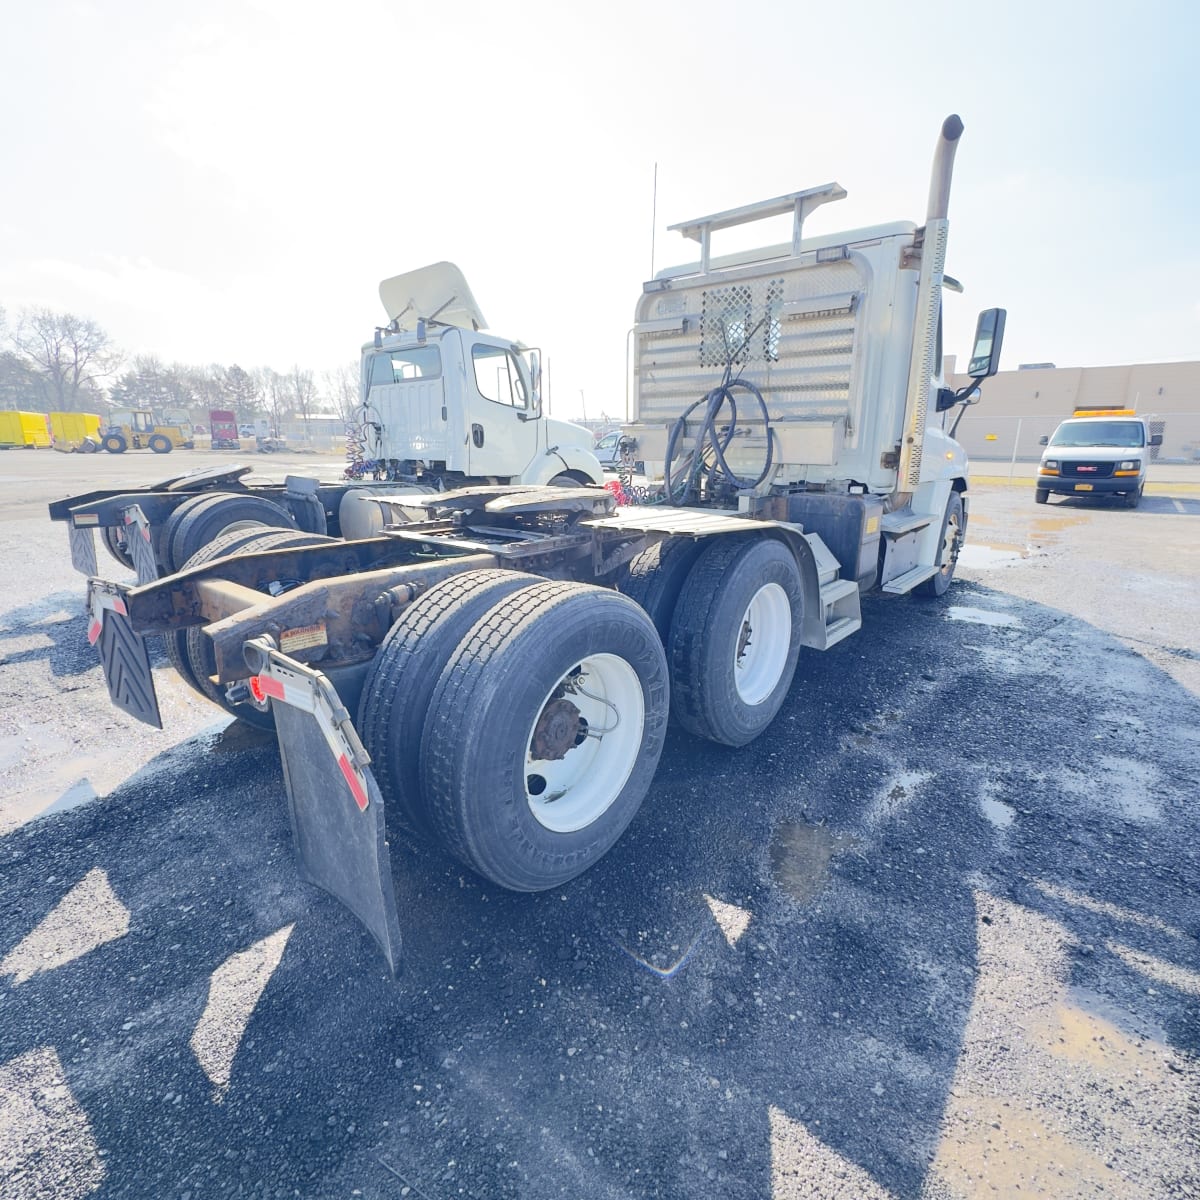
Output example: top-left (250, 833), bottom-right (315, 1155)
top-left (1036, 408), bottom-right (1161, 508)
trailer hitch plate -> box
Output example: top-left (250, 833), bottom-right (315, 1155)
top-left (244, 639), bottom-right (404, 975)
top-left (87, 580), bottom-right (162, 729)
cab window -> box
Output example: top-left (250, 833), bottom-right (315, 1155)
top-left (472, 344), bottom-right (528, 408)
top-left (367, 346), bottom-right (442, 386)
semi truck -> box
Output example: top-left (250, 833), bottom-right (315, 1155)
top-left (48, 274), bottom-right (605, 587)
top-left (80, 115), bottom-right (1004, 974)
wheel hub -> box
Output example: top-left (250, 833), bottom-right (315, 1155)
top-left (530, 697), bottom-right (582, 761)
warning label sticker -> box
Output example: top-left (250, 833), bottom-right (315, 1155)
top-left (279, 622), bottom-right (328, 653)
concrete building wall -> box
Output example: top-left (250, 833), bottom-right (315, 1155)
top-left (943, 358), bottom-right (1200, 463)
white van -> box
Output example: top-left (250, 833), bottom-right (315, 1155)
top-left (1036, 408), bottom-right (1161, 508)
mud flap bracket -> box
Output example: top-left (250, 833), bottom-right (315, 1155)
top-left (243, 637), bottom-right (404, 976)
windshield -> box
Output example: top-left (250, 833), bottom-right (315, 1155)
top-left (1049, 420), bottom-right (1144, 449)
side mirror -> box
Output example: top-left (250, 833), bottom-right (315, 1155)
top-left (1150, 433), bottom-right (1163, 447)
top-left (1039, 435), bottom-right (1049, 446)
top-left (967, 308), bottom-right (1007, 379)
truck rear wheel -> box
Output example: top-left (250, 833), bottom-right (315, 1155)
top-left (101, 525), bottom-right (135, 570)
top-left (162, 492), bottom-right (297, 573)
top-left (102, 433), bottom-right (127, 454)
top-left (358, 569), bottom-right (540, 839)
top-left (618, 536), bottom-right (705, 644)
top-left (421, 582), bottom-right (668, 891)
top-left (164, 525), bottom-right (286, 694)
top-left (915, 490), bottom-right (964, 597)
top-left (181, 530), bottom-right (336, 729)
top-left (669, 537), bottom-right (803, 746)
top-left (149, 434), bottom-right (173, 454)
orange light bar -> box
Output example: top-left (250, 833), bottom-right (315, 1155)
top-left (1072, 408), bottom-right (1136, 418)
top-left (1113, 469), bottom-right (1140, 477)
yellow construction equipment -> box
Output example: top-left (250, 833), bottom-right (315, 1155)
top-left (0, 410), bottom-right (52, 449)
top-left (48, 411), bottom-right (103, 452)
top-left (99, 410), bottom-right (195, 454)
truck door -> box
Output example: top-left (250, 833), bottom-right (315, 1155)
top-left (465, 340), bottom-right (540, 478)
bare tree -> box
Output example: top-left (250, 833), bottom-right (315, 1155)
top-left (253, 367), bottom-right (289, 437)
top-left (11, 307), bottom-right (121, 411)
top-left (289, 365), bottom-right (319, 443)
top-left (322, 363), bottom-right (361, 423)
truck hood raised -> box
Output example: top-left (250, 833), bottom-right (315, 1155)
top-left (379, 262), bottom-right (487, 332)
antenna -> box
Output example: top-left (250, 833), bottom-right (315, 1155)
top-left (650, 162), bottom-right (658, 279)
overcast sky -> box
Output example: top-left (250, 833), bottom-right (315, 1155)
top-left (2, 0), bottom-right (1197, 421)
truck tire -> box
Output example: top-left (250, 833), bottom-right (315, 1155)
top-left (101, 525), bottom-right (135, 570)
top-left (181, 529), bottom-right (336, 728)
top-left (915, 490), bottom-right (965, 598)
top-left (164, 524), bottom-right (293, 694)
top-left (163, 492), bottom-right (297, 573)
top-left (421, 582), bottom-right (669, 891)
top-left (102, 433), bottom-right (127, 454)
top-left (669, 536), bottom-right (803, 747)
top-left (149, 434), bottom-right (173, 454)
top-left (358, 569), bottom-right (540, 839)
top-left (1126, 486), bottom-right (1143, 509)
top-left (1034, 488), bottom-right (1048, 505)
top-left (618, 536), bottom-right (705, 645)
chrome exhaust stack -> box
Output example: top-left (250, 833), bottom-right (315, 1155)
top-left (926, 114), bottom-right (964, 224)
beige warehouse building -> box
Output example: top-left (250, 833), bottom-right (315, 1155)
top-left (943, 358), bottom-right (1200, 464)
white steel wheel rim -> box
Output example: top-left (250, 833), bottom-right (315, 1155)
top-left (734, 582), bottom-right (791, 706)
top-left (939, 510), bottom-right (961, 576)
top-left (525, 653), bottom-right (644, 834)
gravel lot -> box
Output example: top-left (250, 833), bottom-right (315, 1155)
top-left (1, 450), bottom-right (1198, 1199)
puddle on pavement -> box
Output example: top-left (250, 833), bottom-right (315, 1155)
top-left (979, 795), bottom-right (1015, 828)
top-left (946, 606), bottom-right (1020, 627)
top-left (204, 720), bottom-right (275, 754)
top-left (770, 821), bottom-right (862, 904)
top-left (957, 542), bottom-right (1032, 568)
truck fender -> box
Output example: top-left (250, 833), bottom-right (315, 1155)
top-left (768, 529), bottom-right (827, 650)
top-left (519, 445), bottom-right (606, 487)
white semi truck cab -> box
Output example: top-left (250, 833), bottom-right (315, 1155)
top-left (620, 114), bottom-right (1005, 595)
top-left (354, 262), bottom-right (604, 490)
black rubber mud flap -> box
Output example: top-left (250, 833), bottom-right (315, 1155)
top-left (272, 701), bottom-right (404, 975)
top-left (69, 522), bottom-right (98, 576)
top-left (122, 504), bottom-right (159, 585)
top-left (87, 582), bottom-right (162, 729)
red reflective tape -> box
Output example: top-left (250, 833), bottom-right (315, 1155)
top-left (87, 618), bottom-right (101, 645)
top-left (249, 674), bottom-right (285, 703)
top-left (338, 753), bottom-right (369, 811)
top-left (141, 525), bottom-right (151, 542)
top-left (112, 597), bottom-right (127, 616)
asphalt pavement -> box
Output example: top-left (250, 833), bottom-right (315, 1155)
top-left (1, 450), bottom-right (1198, 1199)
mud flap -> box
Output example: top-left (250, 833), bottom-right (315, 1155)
top-left (87, 581), bottom-right (162, 729)
top-left (69, 522), bottom-right (98, 576)
top-left (244, 640), bottom-right (403, 975)
top-left (122, 504), bottom-right (159, 585)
